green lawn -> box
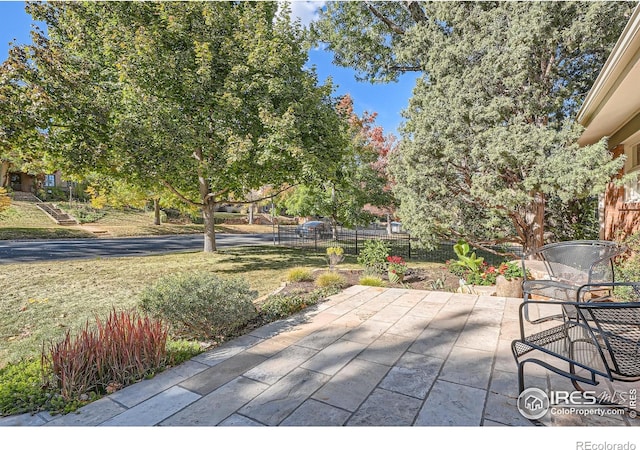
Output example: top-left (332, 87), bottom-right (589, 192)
top-left (0, 201), bottom-right (96, 239)
top-left (0, 201), bottom-right (273, 239)
top-left (0, 246), bottom-right (335, 369)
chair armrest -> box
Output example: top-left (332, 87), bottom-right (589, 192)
top-left (517, 299), bottom-right (580, 337)
top-left (576, 282), bottom-right (640, 302)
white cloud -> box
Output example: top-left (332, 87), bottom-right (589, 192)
top-left (280, 1), bottom-right (325, 27)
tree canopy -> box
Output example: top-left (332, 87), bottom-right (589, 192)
top-left (314, 1), bottom-right (633, 253)
top-left (279, 94), bottom-right (396, 233)
top-left (8, 1), bottom-right (346, 251)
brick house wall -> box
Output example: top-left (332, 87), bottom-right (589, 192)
top-left (602, 144), bottom-right (640, 240)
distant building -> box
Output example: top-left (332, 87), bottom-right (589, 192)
top-left (0, 163), bottom-right (68, 194)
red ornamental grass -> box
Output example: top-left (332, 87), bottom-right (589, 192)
top-left (42, 309), bottom-right (169, 400)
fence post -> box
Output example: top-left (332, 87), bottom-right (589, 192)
top-left (355, 228), bottom-right (358, 255)
top-left (408, 234), bottom-right (411, 259)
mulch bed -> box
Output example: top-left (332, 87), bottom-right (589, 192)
top-left (277, 267), bottom-right (462, 297)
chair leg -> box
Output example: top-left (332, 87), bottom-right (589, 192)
top-left (518, 361), bottom-right (526, 395)
top-left (569, 362), bottom-right (585, 393)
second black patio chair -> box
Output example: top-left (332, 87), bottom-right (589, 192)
top-left (512, 282), bottom-right (640, 413)
top-left (520, 240), bottom-right (626, 323)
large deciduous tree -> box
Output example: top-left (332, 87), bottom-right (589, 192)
top-left (14, 1), bottom-right (343, 251)
top-left (313, 1), bottom-right (633, 253)
top-left (0, 54), bottom-right (50, 188)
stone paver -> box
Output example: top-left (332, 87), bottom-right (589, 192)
top-left (439, 346), bottom-right (494, 390)
top-left (280, 399), bottom-right (351, 426)
top-left (414, 380), bottom-right (487, 426)
top-left (409, 327), bottom-right (460, 359)
top-left (378, 351), bottom-right (444, 399)
top-left (218, 414), bottom-right (264, 426)
top-left (107, 360), bottom-right (209, 408)
top-left (347, 388), bottom-right (423, 426)
top-left (358, 332), bottom-right (413, 366)
top-left (160, 376), bottom-right (268, 426)
top-left (312, 358), bottom-right (390, 411)
top-left (180, 351), bottom-right (268, 396)
top-left (299, 339), bottom-right (366, 376)
top-left (45, 397), bottom-right (127, 426)
top-left (243, 345), bottom-right (318, 385)
top-left (99, 386), bottom-right (201, 426)
top-left (2, 286), bottom-right (635, 428)
top-left (238, 368), bottom-right (330, 425)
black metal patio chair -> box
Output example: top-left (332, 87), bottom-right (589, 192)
top-left (512, 282), bottom-right (640, 410)
top-left (520, 240), bottom-right (626, 323)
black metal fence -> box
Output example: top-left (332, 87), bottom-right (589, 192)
top-left (275, 225), bottom-right (523, 264)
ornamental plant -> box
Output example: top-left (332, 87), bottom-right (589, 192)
top-left (462, 261), bottom-right (529, 286)
top-left (386, 255), bottom-right (408, 276)
top-left (452, 240), bottom-right (484, 273)
top-left (465, 263), bottom-right (498, 286)
top-left (499, 261), bottom-right (528, 281)
top-left (42, 309), bottom-right (169, 402)
top-left (326, 246), bottom-right (345, 271)
top-left (357, 240), bottom-right (391, 275)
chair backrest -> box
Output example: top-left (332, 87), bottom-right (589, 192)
top-left (578, 302), bottom-right (640, 379)
top-left (538, 240), bottom-right (623, 284)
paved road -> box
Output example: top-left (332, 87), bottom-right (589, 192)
top-left (0, 233), bottom-right (277, 264)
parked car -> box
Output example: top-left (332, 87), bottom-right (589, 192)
top-left (296, 220), bottom-right (331, 238)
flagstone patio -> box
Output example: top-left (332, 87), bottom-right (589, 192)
top-left (2, 285), bottom-right (639, 427)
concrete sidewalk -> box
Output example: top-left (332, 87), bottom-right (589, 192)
top-left (2, 285), bottom-right (639, 427)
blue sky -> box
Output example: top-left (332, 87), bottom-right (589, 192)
top-left (0, 0), bottom-right (418, 137)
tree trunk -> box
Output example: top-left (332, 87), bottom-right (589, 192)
top-left (248, 202), bottom-right (254, 225)
top-left (331, 214), bottom-right (339, 239)
top-left (0, 162), bottom-right (9, 188)
top-left (523, 192), bottom-right (545, 255)
top-left (197, 155), bottom-right (216, 253)
top-left (331, 184), bottom-right (338, 239)
top-left (386, 213), bottom-right (392, 236)
top-left (202, 200), bottom-right (216, 252)
top-left (153, 198), bottom-right (161, 225)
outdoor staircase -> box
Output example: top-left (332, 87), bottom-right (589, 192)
top-left (36, 203), bottom-right (79, 226)
top-left (9, 191), bottom-right (41, 202)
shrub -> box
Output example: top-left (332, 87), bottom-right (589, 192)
top-left (614, 232), bottom-right (640, 301)
top-left (286, 267), bottom-right (314, 282)
top-left (315, 272), bottom-right (347, 289)
top-left (66, 204), bottom-right (107, 223)
top-left (259, 287), bottom-right (341, 322)
top-left (42, 309), bottom-right (169, 402)
top-left (139, 272), bottom-right (258, 340)
top-left (166, 340), bottom-right (205, 366)
top-left (37, 186), bottom-right (68, 202)
top-left (357, 240), bottom-right (390, 275)
top-left (358, 276), bottom-right (386, 287)
top-left (259, 291), bottom-right (316, 322)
